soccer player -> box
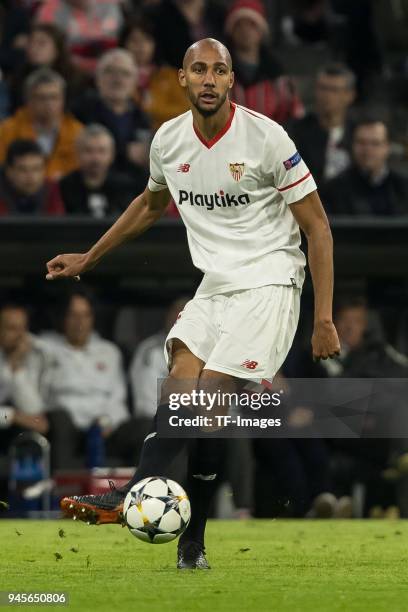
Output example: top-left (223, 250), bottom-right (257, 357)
top-left (45, 38), bottom-right (340, 569)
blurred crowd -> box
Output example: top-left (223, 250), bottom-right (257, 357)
top-left (1, 0), bottom-right (408, 519)
top-left (0, 0), bottom-right (407, 216)
top-left (2, 288), bottom-right (408, 519)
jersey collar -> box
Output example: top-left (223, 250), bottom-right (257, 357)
top-left (193, 102), bottom-right (236, 149)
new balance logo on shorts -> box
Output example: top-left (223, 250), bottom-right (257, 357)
top-left (241, 360), bottom-right (258, 370)
top-left (178, 190), bottom-right (251, 210)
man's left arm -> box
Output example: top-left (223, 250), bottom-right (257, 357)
top-left (289, 190), bottom-right (341, 360)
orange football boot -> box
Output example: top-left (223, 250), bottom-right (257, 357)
top-left (60, 480), bottom-right (125, 525)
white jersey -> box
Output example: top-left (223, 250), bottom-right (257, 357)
top-left (148, 103), bottom-right (317, 297)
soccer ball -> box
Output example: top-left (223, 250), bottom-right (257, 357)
top-left (123, 477), bottom-right (191, 544)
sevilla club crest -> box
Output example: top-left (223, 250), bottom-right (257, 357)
top-left (229, 162), bottom-right (245, 182)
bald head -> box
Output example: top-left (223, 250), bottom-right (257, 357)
top-left (179, 38), bottom-right (234, 118)
top-left (183, 38), bottom-right (232, 71)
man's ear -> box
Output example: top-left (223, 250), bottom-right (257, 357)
top-left (229, 70), bottom-right (235, 89)
top-left (178, 68), bottom-right (186, 89)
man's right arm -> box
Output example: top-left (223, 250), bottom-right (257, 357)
top-left (46, 187), bottom-right (171, 280)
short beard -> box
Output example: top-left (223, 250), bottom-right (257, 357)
top-left (190, 91), bottom-right (228, 117)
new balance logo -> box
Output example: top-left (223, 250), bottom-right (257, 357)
top-left (241, 360), bottom-right (258, 370)
top-left (177, 163), bottom-right (190, 173)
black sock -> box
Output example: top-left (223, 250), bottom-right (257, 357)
top-left (121, 404), bottom-right (190, 492)
top-left (179, 437), bottom-right (226, 548)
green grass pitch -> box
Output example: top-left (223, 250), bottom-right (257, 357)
top-left (1, 519), bottom-right (407, 611)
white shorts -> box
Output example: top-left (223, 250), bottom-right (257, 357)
top-left (164, 284), bottom-right (301, 382)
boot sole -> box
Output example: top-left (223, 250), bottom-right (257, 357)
top-left (60, 497), bottom-right (124, 525)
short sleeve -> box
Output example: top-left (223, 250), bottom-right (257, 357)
top-left (148, 130), bottom-right (168, 192)
top-left (268, 126), bottom-right (317, 205)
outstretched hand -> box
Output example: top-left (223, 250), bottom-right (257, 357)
top-left (312, 320), bottom-right (341, 361)
top-left (45, 253), bottom-right (90, 281)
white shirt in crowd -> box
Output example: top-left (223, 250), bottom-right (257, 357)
top-left (42, 332), bottom-right (128, 430)
top-left (148, 103), bottom-right (317, 297)
top-left (129, 332), bottom-right (167, 419)
top-left (0, 334), bottom-right (51, 418)
top-left (323, 125), bottom-right (350, 180)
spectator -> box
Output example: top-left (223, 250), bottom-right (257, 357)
top-left (298, 296), bottom-right (408, 515)
top-left (225, 0), bottom-right (304, 123)
top-left (292, 295), bottom-right (408, 379)
top-left (59, 124), bottom-right (141, 217)
top-left (287, 63), bottom-right (355, 186)
top-left (120, 18), bottom-right (189, 129)
top-left (328, 296), bottom-right (408, 378)
top-left (43, 290), bottom-right (146, 469)
top-left (152, 0), bottom-right (225, 68)
top-left (0, 68), bottom-right (83, 180)
top-left (36, 0), bottom-right (123, 74)
top-left (0, 304), bottom-right (50, 446)
top-left (0, 140), bottom-right (64, 216)
top-left (9, 23), bottom-right (88, 112)
top-left (323, 119), bottom-right (408, 215)
top-left (73, 49), bottom-right (151, 178)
